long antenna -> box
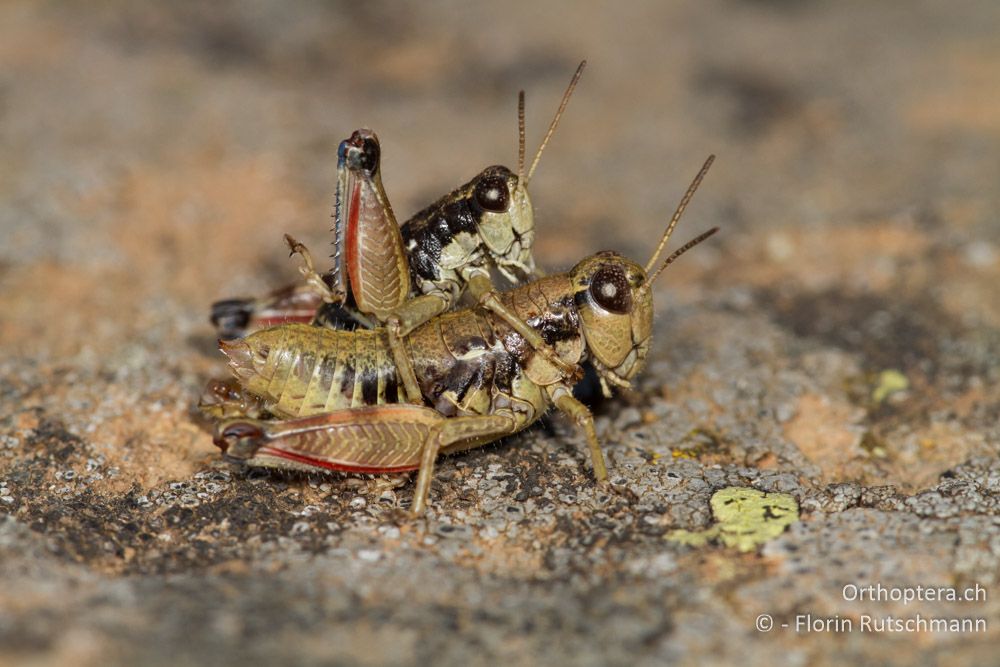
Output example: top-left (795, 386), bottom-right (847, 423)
top-left (517, 91), bottom-right (526, 188)
top-left (643, 155), bottom-right (715, 274)
top-left (647, 227), bottom-right (719, 286)
top-left (525, 60), bottom-right (587, 186)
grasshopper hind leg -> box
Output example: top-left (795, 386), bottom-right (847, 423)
top-left (212, 407), bottom-right (517, 516)
top-left (411, 414), bottom-right (516, 515)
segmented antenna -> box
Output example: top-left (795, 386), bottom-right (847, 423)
top-left (516, 91), bottom-right (526, 188)
top-left (647, 227), bottom-right (719, 286)
top-left (643, 155), bottom-right (715, 274)
top-left (525, 60), bottom-right (587, 186)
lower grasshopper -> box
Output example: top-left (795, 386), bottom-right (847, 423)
top-left (210, 64), bottom-right (588, 403)
top-left (211, 157), bottom-right (718, 515)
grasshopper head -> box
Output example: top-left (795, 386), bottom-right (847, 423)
top-left (572, 155), bottom-right (720, 395)
top-left (571, 253), bottom-right (653, 390)
top-left (470, 165), bottom-right (535, 280)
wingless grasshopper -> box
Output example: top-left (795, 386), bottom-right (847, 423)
top-left (209, 63), bottom-right (588, 405)
top-left (210, 157), bottom-right (718, 515)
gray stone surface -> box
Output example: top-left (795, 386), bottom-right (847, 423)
top-left (1, 1), bottom-right (998, 665)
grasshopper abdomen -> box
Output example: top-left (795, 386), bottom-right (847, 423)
top-left (221, 324), bottom-right (400, 418)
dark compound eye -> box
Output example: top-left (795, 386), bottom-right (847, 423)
top-left (588, 265), bottom-right (632, 314)
top-left (474, 173), bottom-right (509, 212)
top-left (343, 130), bottom-right (381, 174)
top-left (356, 137), bottom-right (380, 174)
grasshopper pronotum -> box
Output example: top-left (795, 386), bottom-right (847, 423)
top-left (211, 157), bottom-right (718, 515)
top-left (210, 62), bottom-right (587, 363)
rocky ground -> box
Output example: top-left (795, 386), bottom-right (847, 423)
top-left (1, 2), bottom-right (998, 665)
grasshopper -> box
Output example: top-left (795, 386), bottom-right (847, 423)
top-left (210, 157), bottom-right (718, 515)
top-left (209, 63), bottom-right (588, 403)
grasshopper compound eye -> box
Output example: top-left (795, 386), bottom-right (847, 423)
top-left (588, 264), bottom-right (632, 314)
top-left (474, 171), bottom-right (510, 212)
top-left (356, 136), bottom-right (380, 173)
top-left (342, 129), bottom-right (381, 175)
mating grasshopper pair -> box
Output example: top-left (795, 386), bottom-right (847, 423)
top-left (202, 63), bottom-right (718, 514)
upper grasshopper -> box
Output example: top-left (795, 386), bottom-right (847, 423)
top-left (209, 156), bottom-right (718, 515)
top-left (209, 62), bottom-right (588, 403)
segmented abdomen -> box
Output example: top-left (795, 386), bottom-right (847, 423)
top-left (228, 323), bottom-right (399, 418)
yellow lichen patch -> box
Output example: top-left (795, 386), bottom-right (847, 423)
top-left (665, 429), bottom-right (720, 461)
top-left (872, 369), bottom-right (909, 404)
top-left (667, 487), bottom-right (799, 553)
top-left (668, 527), bottom-right (714, 548)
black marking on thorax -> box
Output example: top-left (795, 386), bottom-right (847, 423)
top-left (500, 295), bottom-right (581, 369)
top-left (530, 295), bottom-right (581, 345)
top-left (402, 191), bottom-right (484, 282)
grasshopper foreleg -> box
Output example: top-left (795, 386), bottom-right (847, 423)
top-left (549, 384), bottom-right (609, 483)
top-left (467, 272), bottom-right (583, 383)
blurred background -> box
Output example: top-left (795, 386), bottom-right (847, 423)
top-left (2, 2), bottom-right (999, 665)
top-left (4, 0), bottom-right (998, 360)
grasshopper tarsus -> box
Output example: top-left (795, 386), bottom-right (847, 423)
top-left (283, 233), bottom-right (303, 257)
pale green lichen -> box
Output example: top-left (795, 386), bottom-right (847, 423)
top-left (872, 369), bottom-right (909, 403)
top-left (667, 487), bottom-right (799, 552)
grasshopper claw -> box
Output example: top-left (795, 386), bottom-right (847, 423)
top-left (283, 233), bottom-right (302, 256)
